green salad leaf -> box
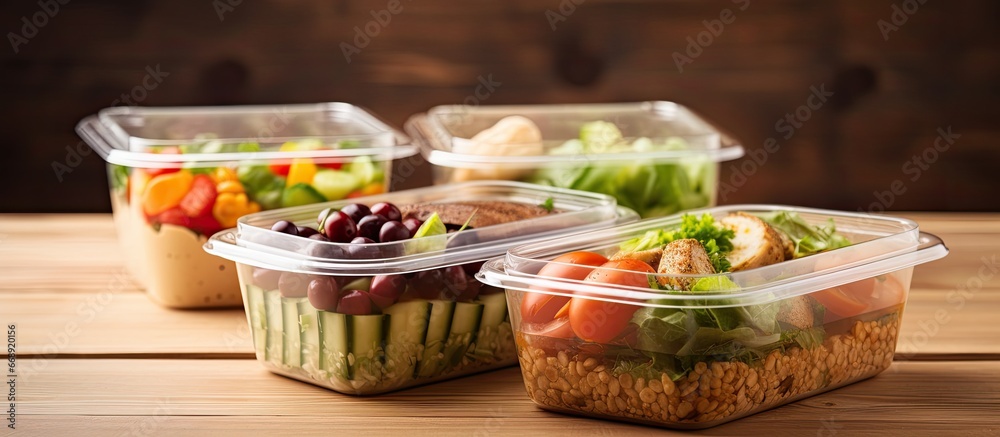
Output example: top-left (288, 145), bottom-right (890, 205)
top-left (620, 213), bottom-right (735, 272)
top-left (109, 164), bottom-right (129, 194)
top-left (528, 122), bottom-right (710, 218)
top-left (759, 211), bottom-right (851, 258)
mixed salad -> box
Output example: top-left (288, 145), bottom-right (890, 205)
top-left (111, 139), bottom-right (386, 237)
top-left (450, 117), bottom-right (713, 218)
top-left (242, 198), bottom-right (556, 394)
top-left (513, 211), bottom-right (907, 426)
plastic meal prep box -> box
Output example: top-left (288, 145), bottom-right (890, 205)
top-left (203, 181), bottom-right (639, 394)
top-left (404, 101), bottom-right (745, 218)
top-left (77, 103), bottom-right (416, 308)
top-left (478, 205), bottom-right (948, 429)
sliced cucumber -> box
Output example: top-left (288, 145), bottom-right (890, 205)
top-left (348, 155), bottom-right (384, 185)
top-left (319, 311), bottom-right (351, 379)
top-left (415, 300), bottom-right (457, 378)
top-left (298, 301), bottom-right (321, 372)
top-left (349, 314), bottom-right (386, 382)
top-left (473, 292), bottom-right (509, 359)
top-left (312, 170), bottom-right (361, 201)
top-left (282, 297), bottom-right (304, 367)
top-left (318, 310), bottom-right (386, 381)
top-left (442, 302), bottom-right (485, 369)
top-left (383, 300), bottom-right (431, 377)
top-left (282, 182), bottom-right (327, 208)
top-left (263, 290), bottom-right (284, 365)
top-left (245, 285), bottom-right (267, 360)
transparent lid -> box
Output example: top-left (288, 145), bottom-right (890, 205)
top-left (77, 103), bottom-right (416, 168)
top-left (204, 181), bottom-right (639, 275)
top-left (405, 101), bottom-right (744, 169)
top-left (479, 205), bottom-right (949, 308)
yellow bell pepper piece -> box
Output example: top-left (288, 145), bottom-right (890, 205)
top-left (212, 192), bottom-right (261, 228)
top-left (211, 167), bottom-right (239, 184)
top-left (286, 158), bottom-right (317, 188)
top-left (142, 171), bottom-right (194, 216)
top-left (216, 180), bottom-right (245, 194)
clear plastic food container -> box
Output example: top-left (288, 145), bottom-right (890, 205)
top-left (203, 181), bottom-right (638, 394)
top-left (405, 101), bottom-right (744, 218)
top-left (77, 103), bottom-right (416, 308)
top-left (478, 205), bottom-right (948, 429)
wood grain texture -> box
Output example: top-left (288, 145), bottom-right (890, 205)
top-left (1, 213), bottom-right (998, 357)
top-left (2, 292), bottom-right (252, 356)
top-left (11, 360), bottom-right (1000, 436)
top-left (1, 213), bottom-right (997, 292)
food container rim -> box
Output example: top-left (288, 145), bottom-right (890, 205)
top-left (76, 102), bottom-right (417, 168)
top-left (404, 101), bottom-right (745, 168)
top-left (477, 204), bottom-right (949, 308)
top-left (204, 181), bottom-right (638, 275)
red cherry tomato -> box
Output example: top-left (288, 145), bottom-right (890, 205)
top-left (319, 161), bottom-right (344, 170)
top-left (569, 259), bottom-right (654, 343)
top-left (269, 163), bottom-right (291, 177)
top-left (520, 251), bottom-right (608, 325)
top-left (178, 175), bottom-right (217, 218)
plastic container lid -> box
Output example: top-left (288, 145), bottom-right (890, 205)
top-left (405, 101), bottom-right (745, 169)
top-left (77, 103), bottom-right (416, 168)
top-left (204, 181), bottom-right (639, 276)
top-left (479, 205), bottom-right (949, 308)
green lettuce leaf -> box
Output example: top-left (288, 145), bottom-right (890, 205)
top-left (619, 213), bottom-right (734, 272)
top-left (759, 211), bottom-right (851, 258)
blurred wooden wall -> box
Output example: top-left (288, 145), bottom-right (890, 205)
top-left (1, 0), bottom-right (997, 212)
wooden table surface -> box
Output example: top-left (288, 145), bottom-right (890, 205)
top-left (1, 213), bottom-right (998, 436)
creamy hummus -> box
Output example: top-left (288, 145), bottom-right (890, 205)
top-left (111, 190), bottom-right (243, 308)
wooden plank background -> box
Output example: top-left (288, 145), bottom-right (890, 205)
top-left (1, 0), bottom-right (997, 213)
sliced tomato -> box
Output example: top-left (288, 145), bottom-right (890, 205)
top-left (319, 161), bottom-right (344, 170)
top-left (569, 259), bottom-right (653, 343)
top-left (521, 251), bottom-right (608, 325)
top-left (524, 317), bottom-right (574, 339)
top-left (179, 175), bottom-right (217, 218)
top-left (813, 277), bottom-right (875, 319)
top-left (871, 275), bottom-right (906, 310)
